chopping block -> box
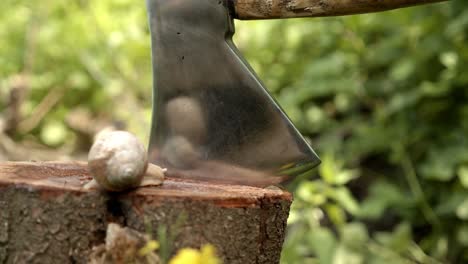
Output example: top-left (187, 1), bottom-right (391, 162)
top-left (0, 162), bottom-right (292, 264)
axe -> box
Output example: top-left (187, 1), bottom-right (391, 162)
top-left (146, 0), bottom-right (445, 186)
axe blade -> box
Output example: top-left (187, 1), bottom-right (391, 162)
top-left (146, 0), bottom-right (320, 186)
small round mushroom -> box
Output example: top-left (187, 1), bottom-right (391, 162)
top-left (87, 130), bottom-right (162, 192)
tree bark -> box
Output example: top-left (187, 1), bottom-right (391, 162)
top-left (233, 0), bottom-right (448, 19)
top-left (0, 162), bottom-right (292, 264)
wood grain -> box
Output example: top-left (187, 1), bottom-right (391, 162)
top-left (0, 162), bottom-right (292, 264)
top-left (234, 0), bottom-right (448, 19)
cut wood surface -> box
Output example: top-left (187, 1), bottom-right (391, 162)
top-left (0, 162), bottom-right (292, 264)
top-left (234, 0), bottom-right (448, 19)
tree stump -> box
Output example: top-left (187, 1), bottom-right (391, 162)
top-left (0, 162), bottom-right (292, 264)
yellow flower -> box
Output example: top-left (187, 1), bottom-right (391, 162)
top-left (169, 244), bottom-right (221, 264)
top-left (199, 245), bottom-right (220, 264)
top-left (138, 240), bottom-right (160, 256)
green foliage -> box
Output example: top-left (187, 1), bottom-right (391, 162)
top-left (0, 0), bottom-right (152, 144)
top-left (1, 0), bottom-right (467, 263)
top-left (235, 1), bottom-right (468, 263)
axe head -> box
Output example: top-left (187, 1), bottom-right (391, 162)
top-left (146, 0), bottom-right (320, 186)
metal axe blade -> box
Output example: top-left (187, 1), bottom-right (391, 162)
top-left (146, 0), bottom-right (320, 186)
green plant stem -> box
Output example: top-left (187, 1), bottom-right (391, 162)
top-left (367, 241), bottom-right (416, 264)
top-left (397, 144), bottom-right (441, 230)
top-left (408, 242), bottom-right (443, 264)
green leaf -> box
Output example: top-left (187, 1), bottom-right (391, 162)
top-left (457, 165), bottom-right (468, 188)
top-left (40, 121), bottom-right (68, 146)
top-left (340, 223), bottom-right (369, 249)
top-left (319, 153), bottom-right (359, 185)
top-left (434, 191), bottom-right (466, 216)
top-left (456, 225), bottom-right (468, 246)
top-left (296, 181), bottom-right (327, 206)
top-left (456, 199), bottom-right (468, 220)
top-left (307, 227), bottom-right (337, 264)
top-left (329, 187), bottom-right (360, 215)
top-left (420, 160), bottom-right (455, 181)
top-left (375, 222), bottom-right (412, 253)
top-left (358, 180), bottom-right (409, 219)
top-left (332, 245), bottom-right (364, 264)
top-left (325, 204), bottom-right (347, 227)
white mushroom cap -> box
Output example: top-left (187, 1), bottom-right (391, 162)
top-left (88, 130), bottom-right (148, 192)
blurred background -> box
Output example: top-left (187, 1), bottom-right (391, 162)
top-left (1, 0), bottom-right (467, 263)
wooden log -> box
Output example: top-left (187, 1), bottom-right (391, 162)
top-left (233, 0), bottom-right (448, 19)
top-left (0, 162), bottom-right (292, 264)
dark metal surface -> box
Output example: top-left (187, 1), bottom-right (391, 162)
top-left (146, 0), bottom-right (320, 186)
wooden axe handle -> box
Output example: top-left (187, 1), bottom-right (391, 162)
top-left (233, 0), bottom-right (448, 19)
